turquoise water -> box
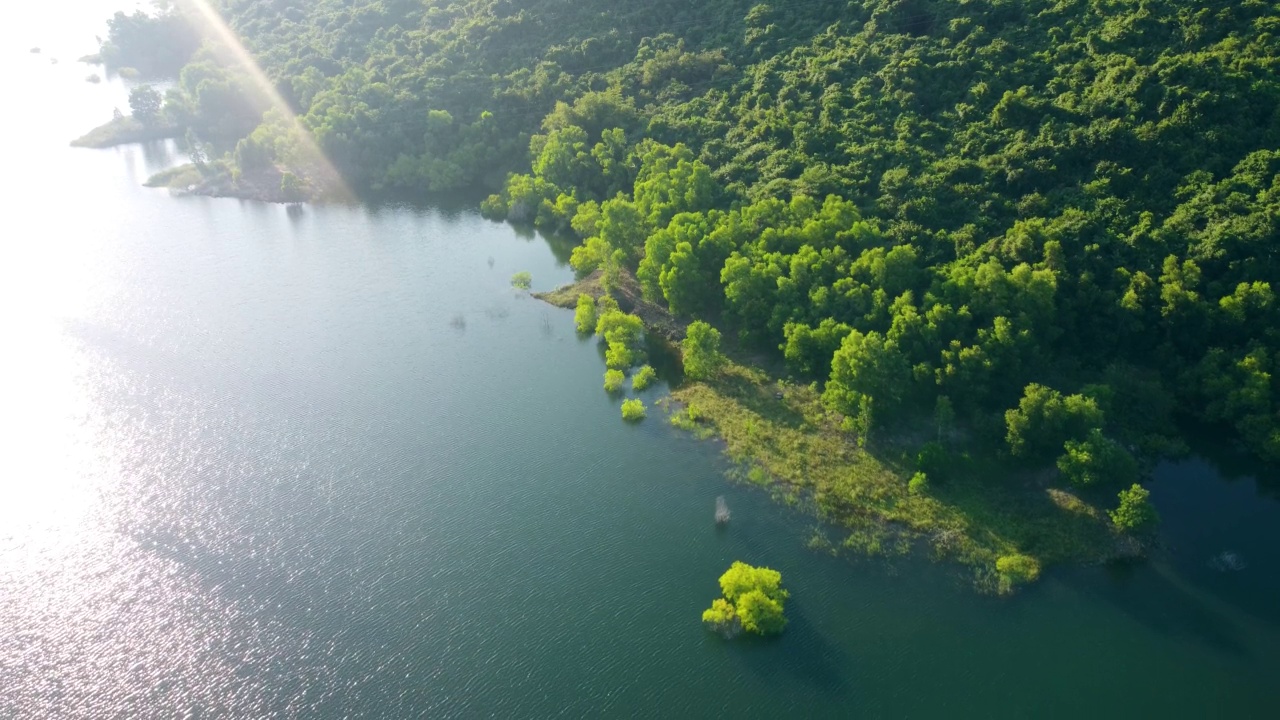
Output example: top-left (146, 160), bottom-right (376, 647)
top-left (2, 5), bottom-right (1279, 717)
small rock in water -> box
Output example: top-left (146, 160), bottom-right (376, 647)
top-left (715, 495), bottom-right (730, 524)
top-left (1209, 551), bottom-right (1247, 572)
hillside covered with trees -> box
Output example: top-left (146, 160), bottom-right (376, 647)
top-left (104, 0), bottom-right (1280, 583)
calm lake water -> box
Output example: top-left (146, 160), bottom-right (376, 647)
top-left (2, 4), bottom-right (1278, 718)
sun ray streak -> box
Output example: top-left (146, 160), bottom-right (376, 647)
top-left (181, 0), bottom-right (349, 200)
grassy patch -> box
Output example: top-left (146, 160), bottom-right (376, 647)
top-left (670, 360), bottom-right (1118, 592)
top-left (71, 116), bottom-right (180, 148)
top-left (144, 163), bottom-right (205, 189)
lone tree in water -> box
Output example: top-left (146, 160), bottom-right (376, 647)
top-left (702, 561), bottom-right (788, 637)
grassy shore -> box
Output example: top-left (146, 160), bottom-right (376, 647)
top-left (71, 116), bottom-right (180, 148)
top-left (667, 361), bottom-right (1130, 592)
top-left (537, 276), bottom-right (1134, 593)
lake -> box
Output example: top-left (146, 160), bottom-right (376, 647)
top-left (2, 3), bottom-right (1278, 717)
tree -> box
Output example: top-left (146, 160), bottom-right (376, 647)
top-left (823, 330), bottom-right (911, 427)
top-left (682, 321), bottom-right (724, 380)
top-left (1057, 429), bottom-right (1138, 487)
top-left (632, 365), bottom-right (657, 391)
top-left (573, 294), bottom-right (597, 334)
top-left (1111, 484), bottom-right (1158, 533)
top-left (934, 395), bottom-right (955, 444)
top-left (128, 84), bottom-right (163, 125)
top-left (1005, 384), bottom-right (1104, 461)
top-left (621, 398), bottom-right (646, 421)
top-left (703, 561), bottom-right (788, 637)
top-left (604, 369), bottom-right (625, 392)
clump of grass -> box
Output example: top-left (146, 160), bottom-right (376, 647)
top-left (632, 365), bottom-right (657, 391)
top-left (510, 271), bottom-right (532, 290)
top-left (621, 398), bottom-right (646, 422)
top-left (908, 472), bottom-right (929, 495)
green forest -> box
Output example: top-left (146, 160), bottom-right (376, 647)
top-left (107, 0), bottom-right (1280, 585)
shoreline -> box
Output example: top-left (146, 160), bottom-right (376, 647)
top-left (70, 116), bottom-right (181, 148)
top-left (533, 273), bottom-right (1139, 592)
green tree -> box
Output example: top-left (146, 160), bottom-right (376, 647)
top-left (621, 398), bottom-right (646, 421)
top-left (1111, 484), bottom-right (1158, 533)
top-left (823, 330), bottom-right (911, 426)
top-left (1057, 429), bottom-right (1139, 487)
top-left (703, 561), bottom-right (788, 637)
top-left (682, 321), bottom-right (724, 380)
top-left (1005, 384), bottom-right (1104, 461)
top-left (604, 369), bottom-right (625, 393)
top-left (632, 365), bottom-right (657, 391)
top-left (128, 84), bottom-right (163, 125)
top-left (573, 293), bottom-right (597, 334)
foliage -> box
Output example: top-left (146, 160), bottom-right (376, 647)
top-left (99, 6), bottom-right (198, 76)
top-left (1005, 385), bottom-right (1104, 461)
top-left (908, 472), bottom-right (929, 495)
top-left (573, 293), bottom-right (597, 334)
top-left (511, 271), bottom-right (533, 290)
top-left (704, 561), bottom-right (788, 637)
top-left (632, 365), bottom-right (657, 391)
top-left (621, 398), bottom-right (646, 421)
top-left (128, 85), bottom-right (163, 126)
top-left (700, 598), bottom-right (739, 636)
top-left (604, 369), bottom-right (625, 393)
top-left (596, 308), bottom-right (645, 370)
top-left (1057, 429), bottom-right (1139, 488)
top-left (681, 321), bottom-right (724, 380)
top-left (1110, 484), bottom-right (1159, 533)
top-left (996, 554), bottom-right (1042, 592)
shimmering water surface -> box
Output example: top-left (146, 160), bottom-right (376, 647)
top-left (2, 5), bottom-right (1279, 718)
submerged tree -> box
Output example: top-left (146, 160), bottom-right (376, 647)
top-left (702, 561), bottom-right (788, 637)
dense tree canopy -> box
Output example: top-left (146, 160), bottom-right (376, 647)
top-left (115, 0), bottom-right (1280, 475)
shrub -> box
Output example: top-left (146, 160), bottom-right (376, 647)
top-left (621, 398), bottom-right (646, 421)
top-left (510, 271), bottom-right (532, 289)
top-left (908, 472), bottom-right (929, 495)
top-left (604, 369), bottom-right (625, 392)
top-left (632, 365), bottom-right (657, 391)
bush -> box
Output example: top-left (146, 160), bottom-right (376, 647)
top-left (632, 365), bottom-right (657, 391)
top-left (573, 293), bottom-right (597, 334)
top-left (703, 561), bottom-right (788, 637)
top-left (621, 398), bottom-right (646, 421)
top-left (510, 271), bottom-right (532, 289)
top-left (1110, 484), bottom-right (1158, 533)
top-left (908, 472), bottom-right (929, 495)
top-left (996, 554), bottom-right (1041, 592)
top-left (604, 369), bottom-right (625, 392)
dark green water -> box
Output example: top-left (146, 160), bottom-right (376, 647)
top-left (2, 5), bottom-right (1278, 717)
